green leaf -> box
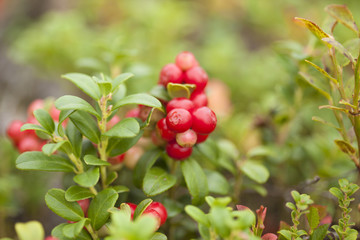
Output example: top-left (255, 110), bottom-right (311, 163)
top-left (34, 109), bottom-right (55, 133)
top-left (103, 118), bottom-right (140, 138)
top-left (55, 95), bottom-right (100, 119)
top-left (133, 149), bottom-right (161, 188)
top-left (84, 155), bottom-right (110, 166)
top-left (181, 158), bottom-right (208, 205)
top-left (45, 188), bottom-right (84, 221)
top-left (204, 169), bottom-right (230, 195)
top-left (293, 17), bottom-right (331, 47)
top-left (65, 186), bottom-right (94, 202)
top-left (325, 5), bottom-right (358, 34)
top-left (304, 60), bottom-right (337, 84)
top-left (167, 83), bottom-right (196, 99)
top-left (149, 85), bottom-right (171, 102)
top-left (143, 167), bottom-right (176, 196)
top-left (88, 188), bottom-right (119, 230)
top-left (312, 116), bottom-right (341, 131)
top-left (309, 224), bottom-right (329, 240)
top-left (107, 130), bottom-right (144, 157)
top-left (306, 206), bottom-right (320, 231)
top-left (21, 123), bottom-right (51, 136)
top-left (66, 120), bottom-right (83, 158)
top-left (150, 233), bottom-right (168, 240)
top-left (239, 160), bottom-right (269, 184)
top-left (199, 223), bottom-right (211, 240)
top-left (111, 185), bottom-right (130, 194)
top-left (62, 73), bottom-right (101, 100)
top-left (298, 72), bottom-right (332, 101)
top-left (16, 152), bottom-right (75, 172)
top-left (105, 171), bottom-right (118, 186)
top-left (334, 139), bottom-right (356, 155)
top-left (185, 205), bottom-right (210, 227)
top-left (112, 73), bottom-right (134, 91)
top-left (322, 38), bottom-right (355, 64)
top-left (133, 199), bottom-right (153, 220)
top-left (42, 141), bottom-right (66, 156)
top-left (278, 229), bottom-right (293, 240)
top-left (73, 168), bottom-right (100, 188)
top-left (52, 223), bottom-right (92, 240)
top-left (15, 221), bottom-right (44, 240)
top-left (69, 111), bottom-right (100, 144)
top-left (63, 219), bottom-right (86, 238)
top-left (329, 187), bottom-right (343, 200)
top-left (113, 93), bottom-right (163, 111)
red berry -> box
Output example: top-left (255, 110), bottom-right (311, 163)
top-left (166, 141), bottom-right (192, 160)
top-left (18, 136), bottom-right (42, 153)
top-left (27, 99), bottom-right (44, 117)
top-left (24, 116), bottom-right (40, 138)
top-left (184, 67), bottom-right (208, 92)
top-left (196, 133), bottom-right (209, 144)
top-left (166, 98), bottom-right (195, 113)
top-left (126, 203), bottom-right (137, 220)
top-left (151, 130), bottom-right (166, 146)
top-left (142, 208), bottom-right (161, 229)
top-left (190, 91), bottom-right (208, 108)
top-left (192, 107), bottom-right (217, 134)
top-left (156, 118), bottom-right (176, 141)
top-left (145, 202), bottom-right (168, 226)
top-left (125, 108), bottom-right (140, 118)
top-left (159, 63), bottom-right (183, 87)
top-left (77, 199), bottom-right (90, 215)
top-left (49, 105), bottom-right (61, 122)
top-left (176, 129), bottom-right (197, 147)
top-left (166, 109), bottom-right (192, 133)
top-left (107, 115), bottom-right (121, 130)
top-left (175, 51), bottom-right (198, 71)
top-left (6, 120), bottom-right (25, 144)
top-left (45, 237), bottom-right (59, 240)
top-left (108, 154), bottom-right (125, 165)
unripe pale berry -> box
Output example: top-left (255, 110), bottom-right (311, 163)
top-left (18, 136), bottom-right (42, 153)
top-left (159, 63), bottom-right (183, 87)
top-left (123, 146), bottom-right (144, 169)
top-left (196, 133), bottom-right (209, 144)
top-left (192, 107), bottom-right (217, 134)
top-left (166, 108), bottom-right (192, 133)
top-left (156, 118), bottom-right (176, 141)
top-left (6, 120), bottom-right (25, 144)
top-left (184, 67), bottom-right (208, 92)
top-left (175, 51), bottom-right (199, 71)
top-left (176, 129), bottom-right (197, 147)
top-left (166, 98), bottom-right (195, 113)
top-left (27, 99), bottom-right (44, 117)
top-left (125, 108), bottom-right (140, 118)
top-left (145, 202), bottom-right (167, 226)
top-left (190, 91), bottom-right (208, 108)
top-left (166, 141), bottom-right (192, 160)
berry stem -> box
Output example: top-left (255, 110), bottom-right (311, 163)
top-left (85, 223), bottom-right (99, 240)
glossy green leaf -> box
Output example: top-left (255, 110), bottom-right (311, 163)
top-left (88, 188), bottom-right (118, 230)
top-left (45, 188), bottom-right (84, 221)
top-left (73, 168), bottom-right (100, 188)
top-left (306, 206), bottom-right (320, 231)
top-left (181, 158), bottom-right (208, 205)
top-left (143, 167), bottom-right (176, 196)
top-left (309, 224), bottom-right (329, 240)
top-left (113, 93), bottom-right (163, 111)
top-left (111, 185), bottom-right (130, 194)
top-left (95, 75), bottom-right (113, 96)
top-left (16, 151), bottom-right (75, 172)
top-left (239, 160), bottom-right (269, 184)
top-left (34, 109), bottom-right (55, 133)
top-left (112, 73), bottom-right (134, 91)
top-left (150, 233), bottom-right (168, 240)
top-left (167, 83), bottom-right (195, 99)
top-left (42, 141), bottom-right (66, 156)
top-left (103, 118), bottom-right (140, 138)
top-left (133, 149), bottom-right (162, 188)
top-left (204, 169), bottom-right (230, 195)
top-left (133, 198), bottom-right (153, 220)
top-left (55, 95), bottom-right (100, 119)
top-left (52, 223), bottom-right (92, 240)
top-left (293, 17), bottom-right (331, 47)
top-left (65, 186), bottom-right (94, 202)
top-left (63, 219), bottom-right (86, 238)
top-left (105, 171), bottom-right (118, 186)
top-left (20, 124), bottom-right (51, 136)
top-left (62, 73), bottom-right (101, 100)
top-left (69, 111), bottom-right (100, 144)
top-left (325, 4), bottom-right (358, 33)
top-left (65, 120), bottom-right (82, 158)
top-left (149, 85), bottom-right (171, 102)
top-left (15, 221), bottom-right (44, 240)
top-left (107, 130), bottom-right (143, 157)
top-left (185, 205), bottom-right (210, 226)
top-left (84, 155), bottom-right (110, 166)
top-left (329, 187), bottom-right (343, 200)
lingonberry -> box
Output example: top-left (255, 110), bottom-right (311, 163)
top-left (166, 141), bottom-right (192, 160)
top-left (142, 208), bottom-right (161, 229)
top-left (190, 91), bottom-right (208, 108)
top-left (108, 153), bottom-right (125, 165)
top-left (196, 133), bottom-right (209, 144)
top-left (166, 98), bottom-right (195, 113)
top-left (6, 120), bottom-right (25, 144)
top-left (151, 130), bottom-right (166, 146)
top-left (77, 198), bottom-right (90, 215)
top-left (45, 237), bottom-right (59, 240)
top-left (49, 105), bottom-right (61, 122)
top-left (156, 118), bottom-right (176, 141)
top-left (176, 129), bottom-right (197, 147)
top-left (123, 146), bottom-right (144, 169)
top-left (145, 202), bottom-right (167, 226)
top-left (175, 51), bottom-right (199, 71)
top-left (192, 107), bottom-right (217, 134)
top-left (126, 203), bottom-right (137, 219)
top-left (125, 108), bottom-right (140, 118)
top-left (18, 136), bottom-right (42, 153)
top-left (27, 99), bottom-right (44, 117)
top-left (158, 63), bottom-right (183, 87)
top-left (184, 66), bottom-right (208, 92)
top-left (107, 115), bottom-right (121, 130)
top-left (166, 108), bottom-right (192, 133)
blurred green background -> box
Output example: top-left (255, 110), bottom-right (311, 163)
top-left (1, 0), bottom-right (360, 237)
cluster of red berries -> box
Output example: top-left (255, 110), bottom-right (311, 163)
top-left (6, 99), bottom-right (61, 153)
top-left (155, 52), bottom-right (217, 160)
top-left (125, 201), bottom-right (167, 229)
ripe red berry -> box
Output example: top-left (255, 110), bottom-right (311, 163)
top-left (142, 208), bottom-right (161, 229)
top-left (196, 133), bottom-right (209, 144)
top-left (190, 91), bottom-right (208, 108)
top-left (175, 51), bottom-right (199, 71)
top-left (166, 98), bottom-right (195, 113)
top-left (77, 199), bottom-right (90, 215)
top-left (45, 237), bottom-right (59, 240)
top-left (184, 67), bottom-right (208, 92)
top-left (166, 141), bottom-right (192, 160)
top-left (159, 63), bottom-right (183, 87)
top-left (49, 105), bottom-right (61, 122)
top-left (166, 109), bottom-right (192, 133)
top-left (126, 203), bottom-right (137, 219)
top-left (6, 120), bottom-right (25, 144)
top-left (125, 108), bottom-right (140, 118)
top-left (176, 129), bottom-right (197, 147)
top-left (107, 115), bottom-right (121, 130)
top-left (192, 107), bottom-right (217, 134)
top-left (108, 153), bottom-right (125, 165)
top-left (27, 99), bottom-right (44, 117)
top-left (145, 202), bottom-right (167, 226)
top-left (18, 136), bottom-right (42, 153)
top-left (157, 118), bottom-right (176, 141)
